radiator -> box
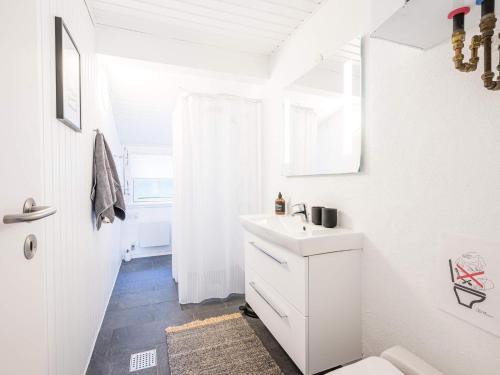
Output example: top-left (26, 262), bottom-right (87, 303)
top-left (138, 221), bottom-right (170, 247)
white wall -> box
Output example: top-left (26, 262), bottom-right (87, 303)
top-left (123, 205), bottom-right (172, 258)
top-left (261, 36), bottom-right (500, 375)
top-left (122, 146), bottom-right (172, 258)
top-left (39, 1), bottom-right (123, 374)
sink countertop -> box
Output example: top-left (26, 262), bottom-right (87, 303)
top-left (240, 214), bottom-right (363, 257)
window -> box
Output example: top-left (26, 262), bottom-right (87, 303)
top-left (126, 149), bottom-right (173, 205)
top-left (133, 178), bottom-right (173, 203)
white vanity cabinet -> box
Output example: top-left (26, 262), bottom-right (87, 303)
top-left (243, 230), bottom-right (362, 375)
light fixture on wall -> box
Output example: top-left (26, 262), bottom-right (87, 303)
top-left (449, 0), bottom-right (500, 90)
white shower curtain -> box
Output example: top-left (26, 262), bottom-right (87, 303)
top-left (172, 93), bottom-right (261, 304)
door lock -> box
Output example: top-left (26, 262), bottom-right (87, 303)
top-left (24, 234), bottom-right (37, 260)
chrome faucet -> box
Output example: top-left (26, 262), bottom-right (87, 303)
top-left (291, 203), bottom-right (308, 222)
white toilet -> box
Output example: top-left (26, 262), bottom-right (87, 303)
top-left (330, 346), bottom-right (444, 375)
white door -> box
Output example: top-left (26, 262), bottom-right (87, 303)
top-left (0, 1), bottom-right (50, 374)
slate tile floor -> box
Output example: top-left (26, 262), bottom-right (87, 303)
top-left (86, 255), bottom-right (301, 375)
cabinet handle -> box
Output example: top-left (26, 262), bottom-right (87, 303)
top-left (249, 281), bottom-right (287, 319)
top-left (248, 241), bottom-right (287, 265)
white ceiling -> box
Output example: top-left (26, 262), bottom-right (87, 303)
top-left (103, 57), bottom-right (179, 146)
top-left (88, 0), bottom-right (325, 55)
top-left (95, 1), bottom-right (327, 147)
top-left (102, 55), bottom-right (266, 147)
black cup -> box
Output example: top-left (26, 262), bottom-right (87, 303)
top-left (322, 208), bottom-right (337, 228)
top-left (311, 206), bottom-right (324, 225)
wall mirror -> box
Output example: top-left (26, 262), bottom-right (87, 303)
top-left (283, 37), bottom-right (363, 176)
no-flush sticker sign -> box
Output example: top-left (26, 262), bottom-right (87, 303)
top-left (440, 234), bottom-right (500, 337)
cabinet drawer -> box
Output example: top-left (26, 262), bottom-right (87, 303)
top-left (244, 232), bottom-right (308, 315)
top-left (245, 267), bottom-right (307, 374)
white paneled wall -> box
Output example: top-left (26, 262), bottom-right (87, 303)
top-left (40, 1), bottom-right (122, 374)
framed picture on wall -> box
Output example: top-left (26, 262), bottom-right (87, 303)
top-left (55, 16), bottom-right (81, 132)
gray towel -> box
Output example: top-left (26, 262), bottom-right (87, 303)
top-left (91, 132), bottom-right (126, 230)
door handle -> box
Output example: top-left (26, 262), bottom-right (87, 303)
top-left (3, 198), bottom-right (57, 224)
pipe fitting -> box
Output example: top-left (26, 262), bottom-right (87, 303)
top-left (480, 12), bottom-right (500, 90)
top-left (450, 0), bottom-right (500, 91)
top-left (452, 31), bottom-right (481, 72)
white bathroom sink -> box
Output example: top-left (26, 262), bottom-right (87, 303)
top-left (240, 214), bottom-right (363, 256)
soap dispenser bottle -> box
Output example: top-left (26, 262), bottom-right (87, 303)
top-left (275, 192), bottom-right (285, 215)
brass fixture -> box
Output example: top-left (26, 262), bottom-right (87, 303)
top-left (479, 5), bottom-right (500, 89)
top-left (450, 6), bottom-right (481, 72)
top-left (449, 0), bottom-right (500, 90)
top-left (452, 31), bottom-right (481, 72)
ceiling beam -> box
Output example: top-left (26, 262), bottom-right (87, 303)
top-left (269, 0), bottom-right (367, 87)
top-left (95, 26), bottom-right (270, 78)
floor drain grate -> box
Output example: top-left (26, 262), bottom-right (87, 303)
top-left (130, 349), bottom-right (157, 372)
